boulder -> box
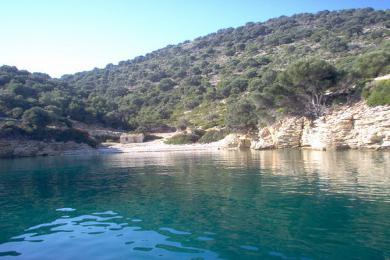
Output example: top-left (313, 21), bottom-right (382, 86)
top-left (238, 136), bottom-right (251, 149)
top-left (120, 133), bottom-right (144, 144)
top-left (219, 134), bottom-right (240, 149)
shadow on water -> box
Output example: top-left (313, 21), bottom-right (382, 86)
top-left (0, 150), bottom-right (389, 259)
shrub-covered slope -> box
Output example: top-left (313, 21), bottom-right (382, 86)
top-left (1, 8), bottom-right (389, 137)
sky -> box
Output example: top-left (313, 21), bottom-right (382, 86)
top-left (0, 0), bottom-right (389, 77)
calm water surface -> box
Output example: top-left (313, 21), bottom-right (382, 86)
top-left (0, 150), bottom-right (389, 259)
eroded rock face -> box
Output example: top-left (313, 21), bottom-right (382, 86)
top-left (250, 117), bottom-right (304, 150)
top-left (251, 102), bottom-right (390, 151)
top-left (219, 134), bottom-right (252, 149)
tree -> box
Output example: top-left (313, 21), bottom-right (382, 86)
top-left (279, 59), bottom-right (338, 117)
top-left (22, 107), bottom-right (52, 129)
top-left (158, 78), bottom-right (176, 91)
top-left (225, 98), bottom-right (258, 132)
top-left (229, 78), bottom-right (248, 93)
top-left (322, 37), bottom-right (348, 52)
top-left (9, 81), bottom-right (37, 97)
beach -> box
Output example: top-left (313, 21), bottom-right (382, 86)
top-left (98, 132), bottom-right (225, 154)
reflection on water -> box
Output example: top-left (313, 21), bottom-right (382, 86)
top-left (0, 150), bottom-right (389, 259)
top-left (93, 149), bottom-right (390, 201)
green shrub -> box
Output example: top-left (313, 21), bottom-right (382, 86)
top-left (134, 126), bottom-right (148, 134)
top-left (100, 135), bottom-right (120, 143)
top-left (0, 123), bottom-right (97, 147)
top-left (0, 123), bottom-right (27, 138)
top-left (226, 98), bottom-right (258, 132)
top-left (22, 107), bottom-right (52, 129)
top-left (352, 50), bottom-right (390, 78)
top-left (176, 118), bottom-right (189, 131)
top-left (158, 78), bottom-right (176, 91)
top-left (364, 79), bottom-right (390, 106)
top-left (53, 128), bottom-right (97, 147)
top-left (164, 133), bottom-right (200, 144)
top-left (191, 128), bottom-right (206, 137)
top-left (198, 129), bottom-right (229, 143)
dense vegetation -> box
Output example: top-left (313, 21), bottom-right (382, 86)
top-left (198, 129), bottom-right (230, 144)
top-left (363, 79), bottom-right (390, 106)
top-left (164, 133), bottom-right (201, 145)
top-left (1, 8), bottom-right (389, 143)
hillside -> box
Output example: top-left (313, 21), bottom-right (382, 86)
top-left (1, 8), bottom-right (389, 144)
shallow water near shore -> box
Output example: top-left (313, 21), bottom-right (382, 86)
top-left (0, 150), bottom-right (389, 259)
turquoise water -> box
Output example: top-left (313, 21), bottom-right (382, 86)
top-left (0, 150), bottom-right (389, 259)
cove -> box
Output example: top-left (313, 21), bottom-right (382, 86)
top-left (0, 150), bottom-right (389, 259)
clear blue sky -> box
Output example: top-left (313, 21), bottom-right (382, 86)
top-left (0, 0), bottom-right (388, 77)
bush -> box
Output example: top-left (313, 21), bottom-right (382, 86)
top-left (322, 37), bottom-right (348, 52)
top-left (198, 129), bottom-right (229, 143)
top-left (0, 123), bottom-right (27, 138)
top-left (134, 126), bottom-right (148, 134)
top-left (176, 118), bottom-right (189, 131)
top-left (52, 128), bottom-right (97, 147)
top-left (363, 79), bottom-right (390, 106)
top-left (191, 128), bottom-right (206, 137)
top-left (352, 50), bottom-right (390, 78)
top-left (229, 78), bottom-right (248, 94)
top-left (164, 133), bottom-right (200, 144)
top-left (158, 78), bottom-right (176, 91)
top-left (225, 98), bottom-right (258, 132)
top-left (22, 107), bottom-right (52, 128)
top-left (184, 99), bottom-right (200, 110)
top-left (0, 123), bottom-right (97, 146)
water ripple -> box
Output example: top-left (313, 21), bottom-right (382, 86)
top-left (0, 150), bottom-right (389, 259)
top-left (0, 211), bottom-right (221, 259)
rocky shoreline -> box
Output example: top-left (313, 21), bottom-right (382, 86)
top-left (1, 102), bottom-right (389, 158)
top-left (0, 139), bottom-right (97, 158)
top-left (226, 102), bottom-right (390, 151)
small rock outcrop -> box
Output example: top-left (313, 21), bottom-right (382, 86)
top-left (219, 134), bottom-right (252, 149)
top-left (251, 117), bottom-right (304, 150)
top-left (120, 133), bottom-right (144, 144)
